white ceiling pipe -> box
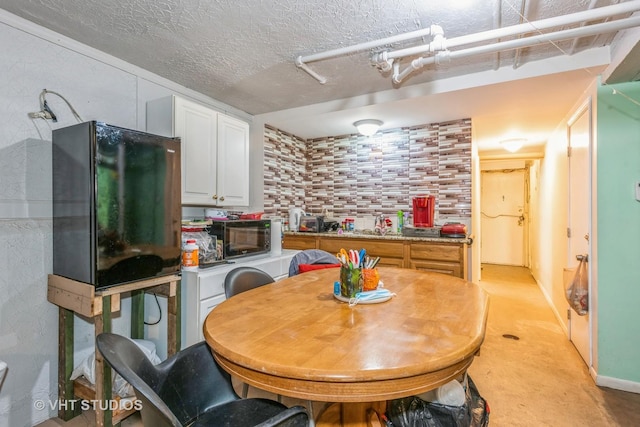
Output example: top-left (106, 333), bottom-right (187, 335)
top-left (376, 51), bottom-right (394, 73)
top-left (512, 0), bottom-right (531, 69)
top-left (492, 0), bottom-right (503, 71)
top-left (392, 15), bottom-right (640, 84)
top-left (294, 57), bottom-right (327, 84)
top-left (370, 26), bottom-right (446, 64)
top-left (379, 0), bottom-right (640, 62)
top-left (448, 0), bottom-right (640, 49)
top-left (568, 0), bottom-right (602, 56)
top-left (299, 25), bottom-right (442, 64)
top-left (296, 25), bottom-right (443, 83)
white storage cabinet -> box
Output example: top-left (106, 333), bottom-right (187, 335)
top-left (180, 250), bottom-right (298, 348)
top-left (146, 95), bottom-right (249, 206)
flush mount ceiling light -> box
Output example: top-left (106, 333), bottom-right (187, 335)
top-left (500, 138), bottom-right (527, 153)
top-left (354, 119), bottom-right (383, 136)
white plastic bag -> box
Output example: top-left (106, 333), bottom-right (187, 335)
top-left (565, 257), bottom-right (588, 316)
top-left (70, 338), bottom-right (162, 398)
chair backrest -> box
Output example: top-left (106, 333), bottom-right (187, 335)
top-left (288, 249), bottom-right (339, 277)
top-left (96, 333), bottom-right (238, 427)
top-left (255, 405), bottom-right (310, 427)
top-left (224, 266), bottom-right (275, 298)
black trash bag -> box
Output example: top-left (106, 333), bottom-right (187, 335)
top-left (386, 375), bottom-right (489, 427)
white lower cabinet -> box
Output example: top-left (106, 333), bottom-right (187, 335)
top-left (181, 250), bottom-right (298, 348)
top-left (199, 294), bottom-right (226, 335)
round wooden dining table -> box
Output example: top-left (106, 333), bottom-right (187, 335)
top-left (203, 266), bottom-right (489, 426)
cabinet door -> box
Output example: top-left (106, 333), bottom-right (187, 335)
top-left (409, 260), bottom-right (462, 277)
top-left (319, 238), bottom-right (404, 267)
top-left (217, 114), bottom-right (249, 206)
top-left (283, 235), bottom-right (317, 250)
top-left (409, 243), bottom-right (465, 278)
top-left (198, 294), bottom-right (226, 342)
top-left (174, 97), bottom-right (218, 205)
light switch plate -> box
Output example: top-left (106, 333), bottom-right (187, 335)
top-left (636, 181), bottom-right (640, 201)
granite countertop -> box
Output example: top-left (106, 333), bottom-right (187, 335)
top-left (285, 231), bottom-right (473, 245)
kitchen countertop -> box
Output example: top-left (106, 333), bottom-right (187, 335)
top-left (284, 230), bottom-right (473, 245)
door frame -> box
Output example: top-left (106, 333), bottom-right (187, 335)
top-left (566, 97), bottom-right (593, 367)
top-left (479, 162), bottom-right (530, 267)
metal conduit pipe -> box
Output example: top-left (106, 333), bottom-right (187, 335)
top-left (568, 0), bottom-right (602, 55)
top-left (392, 15), bottom-right (640, 84)
top-left (492, 0), bottom-right (503, 71)
top-left (512, 0), bottom-right (531, 69)
top-left (379, 0), bottom-right (640, 63)
top-left (294, 57), bottom-right (328, 84)
top-left (296, 25), bottom-right (443, 83)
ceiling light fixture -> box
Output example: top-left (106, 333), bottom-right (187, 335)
top-left (500, 138), bottom-right (526, 153)
top-left (354, 119), bottom-right (383, 136)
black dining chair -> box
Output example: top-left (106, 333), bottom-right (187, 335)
top-left (223, 266), bottom-right (276, 399)
top-left (96, 333), bottom-right (309, 427)
top-left (224, 262), bottom-right (324, 426)
top-left (224, 266), bottom-right (276, 299)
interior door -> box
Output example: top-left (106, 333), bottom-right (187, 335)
top-left (480, 168), bottom-right (526, 266)
top-left (567, 101), bottom-right (591, 366)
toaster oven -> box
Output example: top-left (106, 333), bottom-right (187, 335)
top-left (298, 216), bottom-right (324, 232)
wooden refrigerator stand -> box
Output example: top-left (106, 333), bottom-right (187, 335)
top-left (47, 273), bottom-right (181, 427)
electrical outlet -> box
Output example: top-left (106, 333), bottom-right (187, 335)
top-left (635, 181), bottom-right (640, 202)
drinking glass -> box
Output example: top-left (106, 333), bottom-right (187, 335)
top-left (340, 266), bottom-right (363, 298)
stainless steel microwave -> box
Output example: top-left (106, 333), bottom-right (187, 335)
top-left (208, 220), bottom-right (271, 259)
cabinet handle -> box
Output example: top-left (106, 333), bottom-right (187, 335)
top-left (219, 196), bottom-right (225, 202)
top-left (212, 195), bottom-right (218, 200)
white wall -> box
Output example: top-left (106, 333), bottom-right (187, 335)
top-left (529, 83), bottom-right (597, 334)
top-left (0, 10), bottom-right (248, 426)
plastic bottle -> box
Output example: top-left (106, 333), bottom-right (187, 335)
top-left (397, 210), bottom-right (404, 233)
top-left (182, 239), bottom-right (199, 271)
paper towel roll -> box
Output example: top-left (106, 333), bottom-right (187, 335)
top-left (271, 219), bottom-right (282, 255)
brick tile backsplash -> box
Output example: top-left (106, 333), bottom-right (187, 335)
top-left (264, 118), bottom-right (471, 223)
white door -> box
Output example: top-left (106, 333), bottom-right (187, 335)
top-left (175, 97), bottom-right (218, 205)
top-left (480, 168), bottom-right (526, 266)
top-left (217, 114), bottom-right (249, 206)
top-left (567, 101), bottom-right (591, 366)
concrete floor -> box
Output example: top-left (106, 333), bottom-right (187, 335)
top-left (38, 264), bottom-right (640, 426)
top-left (468, 264), bottom-right (640, 426)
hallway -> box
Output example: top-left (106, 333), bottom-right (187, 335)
top-left (469, 264), bottom-right (640, 426)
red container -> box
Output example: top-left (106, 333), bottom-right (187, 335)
top-left (413, 195), bottom-right (435, 227)
top-left (240, 212), bottom-right (263, 220)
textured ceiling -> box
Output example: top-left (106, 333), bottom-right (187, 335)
top-left (3, 0), bottom-right (640, 153)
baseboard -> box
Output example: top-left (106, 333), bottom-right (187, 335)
top-left (534, 274), bottom-right (640, 395)
top-left (533, 276), bottom-right (569, 336)
top-left (596, 374), bottom-right (640, 394)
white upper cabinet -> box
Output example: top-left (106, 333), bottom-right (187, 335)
top-left (146, 95), bottom-right (249, 206)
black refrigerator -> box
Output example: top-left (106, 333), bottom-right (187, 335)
top-left (52, 121), bottom-right (182, 290)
